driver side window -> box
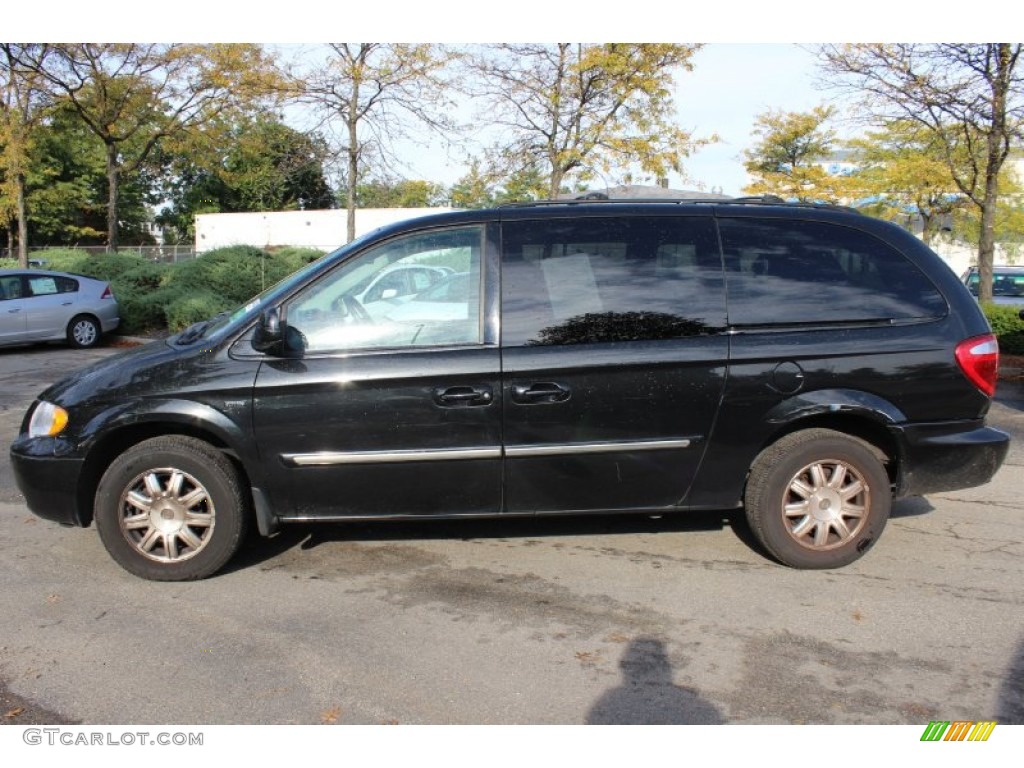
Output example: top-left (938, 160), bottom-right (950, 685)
top-left (286, 226), bottom-right (484, 354)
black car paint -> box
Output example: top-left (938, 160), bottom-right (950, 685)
top-left (10, 203), bottom-right (1010, 541)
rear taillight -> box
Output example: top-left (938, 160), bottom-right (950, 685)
top-left (955, 334), bottom-right (999, 397)
top-left (101, 285), bottom-right (113, 300)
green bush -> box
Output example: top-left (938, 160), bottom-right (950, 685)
top-left (38, 250), bottom-right (149, 282)
top-left (107, 262), bottom-right (173, 334)
top-left (162, 246), bottom-right (284, 307)
top-left (5, 245), bottom-right (316, 335)
top-left (271, 246), bottom-right (327, 273)
top-left (162, 289), bottom-right (235, 332)
top-left (117, 287), bottom-right (172, 334)
top-left (983, 303), bottom-right (1024, 355)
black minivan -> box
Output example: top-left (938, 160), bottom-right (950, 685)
top-left (11, 199), bottom-right (1010, 580)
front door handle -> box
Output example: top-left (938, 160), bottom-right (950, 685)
top-left (434, 385), bottom-right (493, 407)
top-left (511, 382), bottom-right (571, 405)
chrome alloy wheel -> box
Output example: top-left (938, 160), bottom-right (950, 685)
top-left (118, 468), bottom-right (216, 563)
top-left (781, 458), bottom-right (870, 551)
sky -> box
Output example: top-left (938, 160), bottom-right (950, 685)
top-left (10, 3), bottom-right (1019, 198)
top-left (282, 43), bottom-right (836, 197)
top-left (671, 44), bottom-right (830, 195)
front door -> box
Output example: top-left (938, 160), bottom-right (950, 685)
top-left (252, 224), bottom-right (503, 519)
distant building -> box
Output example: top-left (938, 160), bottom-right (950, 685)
top-left (811, 150), bottom-right (859, 178)
top-left (194, 208), bottom-right (454, 254)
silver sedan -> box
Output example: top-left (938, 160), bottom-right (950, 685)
top-left (0, 269), bottom-right (120, 348)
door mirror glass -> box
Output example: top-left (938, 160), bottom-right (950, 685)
top-left (252, 307), bottom-right (284, 354)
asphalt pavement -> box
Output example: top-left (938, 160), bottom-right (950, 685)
top-left (0, 340), bottom-right (1021, 726)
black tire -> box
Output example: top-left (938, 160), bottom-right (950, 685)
top-left (744, 428), bottom-right (891, 569)
top-left (67, 314), bottom-right (101, 348)
top-left (94, 436), bottom-right (248, 581)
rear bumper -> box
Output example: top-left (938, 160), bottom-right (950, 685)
top-left (10, 439), bottom-right (88, 526)
top-left (892, 422), bottom-right (1010, 497)
top-left (98, 303), bottom-right (120, 333)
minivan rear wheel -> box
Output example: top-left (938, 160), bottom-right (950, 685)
top-left (744, 429), bottom-right (890, 569)
top-left (94, 436), bottom-right (248, 581)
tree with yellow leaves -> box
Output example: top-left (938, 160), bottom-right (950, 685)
top-left (12, 44), bottom-right (279, 251)
top-left (1, 44), bottom-right (52, 266)
top-left (469, 44), bottom-right (711, 199)
top-left (817, 44), bottom-right (1023, 302)
top-left (295, 44), bottom-right (458, 242)
top-left (742, 105), bottom-right (851, 203)
top-left (846, 120), bottom-right (966, 245)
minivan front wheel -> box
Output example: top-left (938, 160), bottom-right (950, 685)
top-left (744, 429), bottom-right (890, 569)
top-left (94, 436), bottom-right (248, 581)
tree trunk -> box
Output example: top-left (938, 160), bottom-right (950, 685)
top-left (346, 133), bottom-right (357, 243)
top-left (976, 43), bottom-right (1012, 305)
top-left (548, 167), bottom-right (564, 200)
top-left (16, 172), bottom-right (28, 267)
top-left (920, 211), bottom-right (934, 247)
top-left (976, 175), bottom-right (999, 305)
top-left (106, 142), bottom-right (120, 252)
top-left (345, 77), bottom-right (360, 244)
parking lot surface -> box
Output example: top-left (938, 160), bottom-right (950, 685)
top-left (1, 342), bottom-right (1022, 724)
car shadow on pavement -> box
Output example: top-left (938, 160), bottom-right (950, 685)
top-left (225, 509), bottom-right (754, 575)
top-left (889, 496), bottom-right (936, 519)
top-left (585, 636), bottom-right (724, 724)
top-left (995, 377), bottom-right (1024, 413)
top-left (998, 636), bottom-right (1024, 724)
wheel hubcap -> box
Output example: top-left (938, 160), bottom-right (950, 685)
top-left (782, 459), bottom-right (869, 550)
top-left (118, 468), bottom-right (215, 563)
top-left (74, 321), bottom-right (96, 345)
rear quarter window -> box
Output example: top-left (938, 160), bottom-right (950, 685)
top-left (719, 218), bottom-right (946, 325)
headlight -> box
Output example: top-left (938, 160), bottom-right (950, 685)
top-left (28, 401), bottom-right (69, 438)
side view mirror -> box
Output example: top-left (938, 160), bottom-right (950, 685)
top-left (252, 307), bottom-right (284, 354)
top-left (380, 288), bottom-right (399, 300)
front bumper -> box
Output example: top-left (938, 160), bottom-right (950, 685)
top-left (10, 439), bottom-right (88, 526)
top-left (892, 421), bottom-right (1010, 497)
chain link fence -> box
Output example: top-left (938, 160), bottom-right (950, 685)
top-left (1, 245), bottom-right (198, 263)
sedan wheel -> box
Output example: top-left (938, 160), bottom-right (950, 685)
top-left (67, 314), bottom-right (100, 348)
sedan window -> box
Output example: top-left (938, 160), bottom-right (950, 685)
top-left (28, 275), bottom-right (78, 297)
top-left (0, 275), bottom-right (24, 300)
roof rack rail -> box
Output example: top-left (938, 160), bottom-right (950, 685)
top-left (497, 194), bottom-right (862, 213)
top-left (498, 197), bottom-right (728, 208)
top-left (730, 194), bottom-right (787, 204)
top-left (729, 194), bottom-right (862, 213)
